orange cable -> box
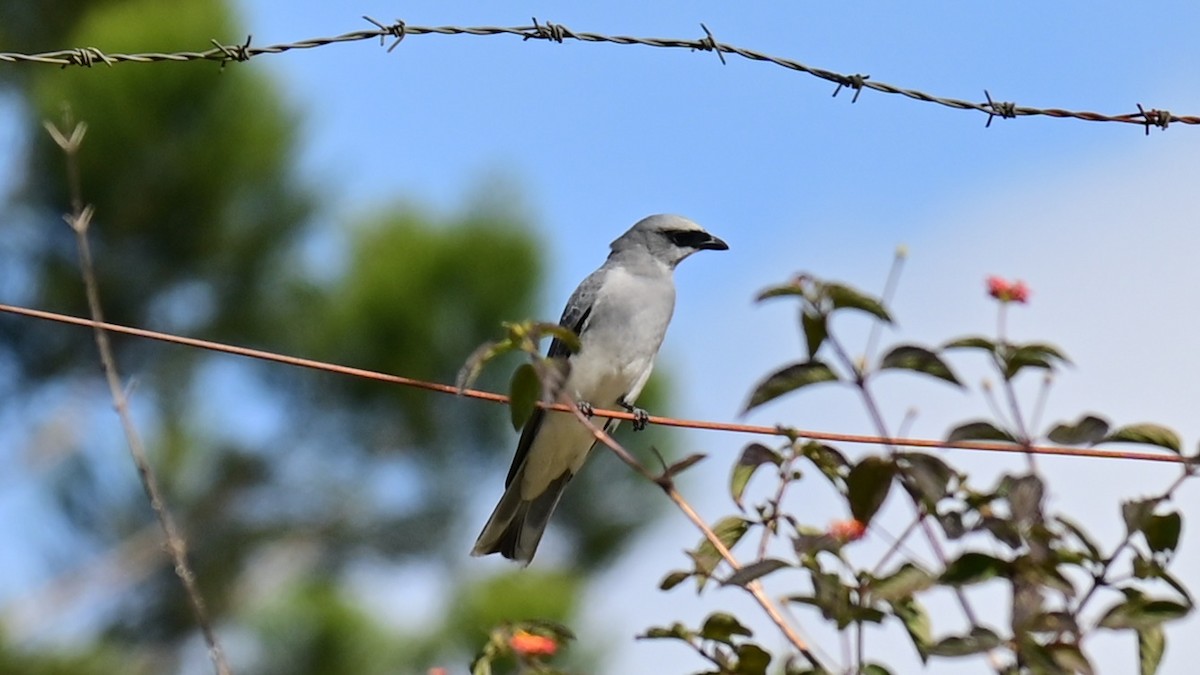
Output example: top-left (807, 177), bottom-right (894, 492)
top-left (0, 302), bottom-right (1188, 465)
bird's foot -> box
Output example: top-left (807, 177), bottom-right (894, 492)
top-left (619, 396), bottom-right (650, 431)
top-left (576, 400), bottom-right (595, 417)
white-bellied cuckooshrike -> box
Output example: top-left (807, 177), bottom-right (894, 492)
top-left (472, 214), bottom-right (728, 564)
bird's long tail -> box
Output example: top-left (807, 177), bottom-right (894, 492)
top-left (471, 469), bottom-right (572, 565)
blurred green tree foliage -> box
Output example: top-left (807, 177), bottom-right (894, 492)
top-left (0, 0), bottom-right (666, 672)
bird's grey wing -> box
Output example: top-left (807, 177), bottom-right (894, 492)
top-left (503, 268), bottom-right (606, 487)
top-left (546, 266), bottom-right (605, 359)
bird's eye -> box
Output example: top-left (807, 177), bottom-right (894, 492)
top-left (666, 230), bottom-right (712, 248)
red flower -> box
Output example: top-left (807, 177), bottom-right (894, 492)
top-left (829, 518), bottom-right (867, 543)
top-left (510, 630), bottom-right (558, 658)
top-left (986, 276), bottom-right (1030, 304)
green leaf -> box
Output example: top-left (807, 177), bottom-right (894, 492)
top-left (659, 570), bottom-right (692, 591)
top-left (1027, 611), bottom-right (1079, 634)
top-left (523, 619), bottom-right (575, 643)
top-left (938, 510), bottom-right (966, 539)
top-left (692, 517), bottom-right (750, 589)
top-left (792, 531), bottom-right (839, 558)
top-left (536, 322), bottom-right (582, 354)
top-left (1047, 414), bottom-right (1111, 446)
top-left (825, 283), bottom-right (892, 323)
top-left (878, 344), bottom-right (962, 386)
top-left (1139, 625), bottom-right (1165, 675)
top-left (1001, 342), bottom-right (1072, 380)
top-left (940, 552), bottom-right (1010, 586)
top-left (890, 597), bottom-right (932, 662)
top-left (457, 338), bottom-right (514, 392)
top-left (1098, 598), bottom-right (1189, 630)
top-left (755, 281), bottom-right (806, 302)
top-left (981, 516), bottom-right (1022, 550)
top-left (724, 558), bottom-right (791, 587)
top-left (734, 643), bottom-right (771, 675)
top-left (846, 456), bottom-right (896, 524)
top-left (744, 361), bottom-right (839, 413)
top-left (946, 420), bottom-right (1018, 444)
top-left (1007, 474), bottom-right (1046, 528)
top-left (1047, 642), bottom-right (1095, 675)
top-left (1123, 498), bottom-right (1158, 537)
top-left (1014, 637), bottom-right (1063, 674)
top-left (927, 626), bottom-right (1002, 657)
top-left (662, 453), bottom-right (707, 480)
top-left (508, 363), bottom-right (540, 431)
top-left (700, 612), bottom-right (753, 644)
top-left (942, 335), bottom-right (997, 352)
top-left (1131, 557), bottom-right (1193, 609)
top-left (639, 622), bottom-right (693, 641)
top-left (870, 563), bottom-right (935, 601)
top-left (850, 606), bottom-right (888, 624)
top-left (471, 653), bottom-right (492, 675)
top-left (730, 443), bottom-right (783, 510)
top-left (1055, 515), bottom-right (1102, 561)
top-left (1144, 511), bottom-right (1182, 555)
top-left (1101, 424), bottom-right (1183, 454)
top-left (898, 452), bottom-right (956, 508)
top-left (798, 441), bottom-right (850, 486)
top-left (861, 665), bottom-right (893, 675)
top-left (797, 569), bottom-right (858, 628)
top-left (801, 310), bottom-right (828, 360)
top-left (1159, 569), bottom-right (1194, 608)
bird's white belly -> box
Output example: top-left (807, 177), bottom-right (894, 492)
top-left (518, 264), bottom-right (674, 498)
top-left (518, 350), bottom-right (650, 499)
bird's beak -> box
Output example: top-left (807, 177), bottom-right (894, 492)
top-left (700, 234), bottom-right (729, 251)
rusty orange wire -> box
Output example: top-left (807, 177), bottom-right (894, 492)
top-left (0, 302), bottom-right (1189, 465)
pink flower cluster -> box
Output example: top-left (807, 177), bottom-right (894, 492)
top-left (986, 276), bottom-right (1030, 304)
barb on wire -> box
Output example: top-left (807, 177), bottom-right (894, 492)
top-left (1138, 103), bottom-right (1171, 135)
top-left (529, 17), bottom-right (568, 43)
top-left (0, 16), bottom-right (1196, 129)
top-left (210, 35), bottom-right (253, 66)
top-left (832, 73), bottom-right (870, 103)
top-left (697, 23), bottom-right (726, 65)
top-left (64, 47), bottom-right (113, 68)
top-left (0, 302), bottom-right (1191, 467)
top-left (362, 17), bottom-right (407, 52)
top-left (41, 119), bottom-right (231, 675)
top-left (983, 89), bottom-right (1017, 128)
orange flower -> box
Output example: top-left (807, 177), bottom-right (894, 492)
top-left (986, 276), bottom-right (1030, 304)
top-left (510, 630), bottom-right (558, 658)
top-left (829, 518), bottom-right (867, 543)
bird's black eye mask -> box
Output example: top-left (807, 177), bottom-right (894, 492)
top-left (665, 229), bottom-right (715, 249)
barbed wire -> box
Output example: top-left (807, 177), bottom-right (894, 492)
top-left (0, 16), bottom-right (1193, 132)
top-left (0, 301), bottom-right (1190, 466)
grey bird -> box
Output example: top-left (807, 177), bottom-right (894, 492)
top-left (471, 214), bottom-right (728, 564)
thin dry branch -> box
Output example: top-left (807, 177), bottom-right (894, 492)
top-left (559, 395), bottom-right (831, 671)
top-left (43, 119), bottom-right (231, 675)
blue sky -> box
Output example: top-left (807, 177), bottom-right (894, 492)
top-left (229, 3), bottom-right (1200, 670)
top-left (7, 2), bottom-right (1200, 672)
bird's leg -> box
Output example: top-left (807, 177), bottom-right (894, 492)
top-left (618, 396), bottom-right (650, 431)
top-left (576, 400), bottom-right (595, 417)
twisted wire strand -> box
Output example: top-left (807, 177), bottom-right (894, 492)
top-left (0, 18), bottom-right (1190, 130)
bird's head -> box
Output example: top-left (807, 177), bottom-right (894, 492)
top-left (611, 214), bottom-right (729, 268)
